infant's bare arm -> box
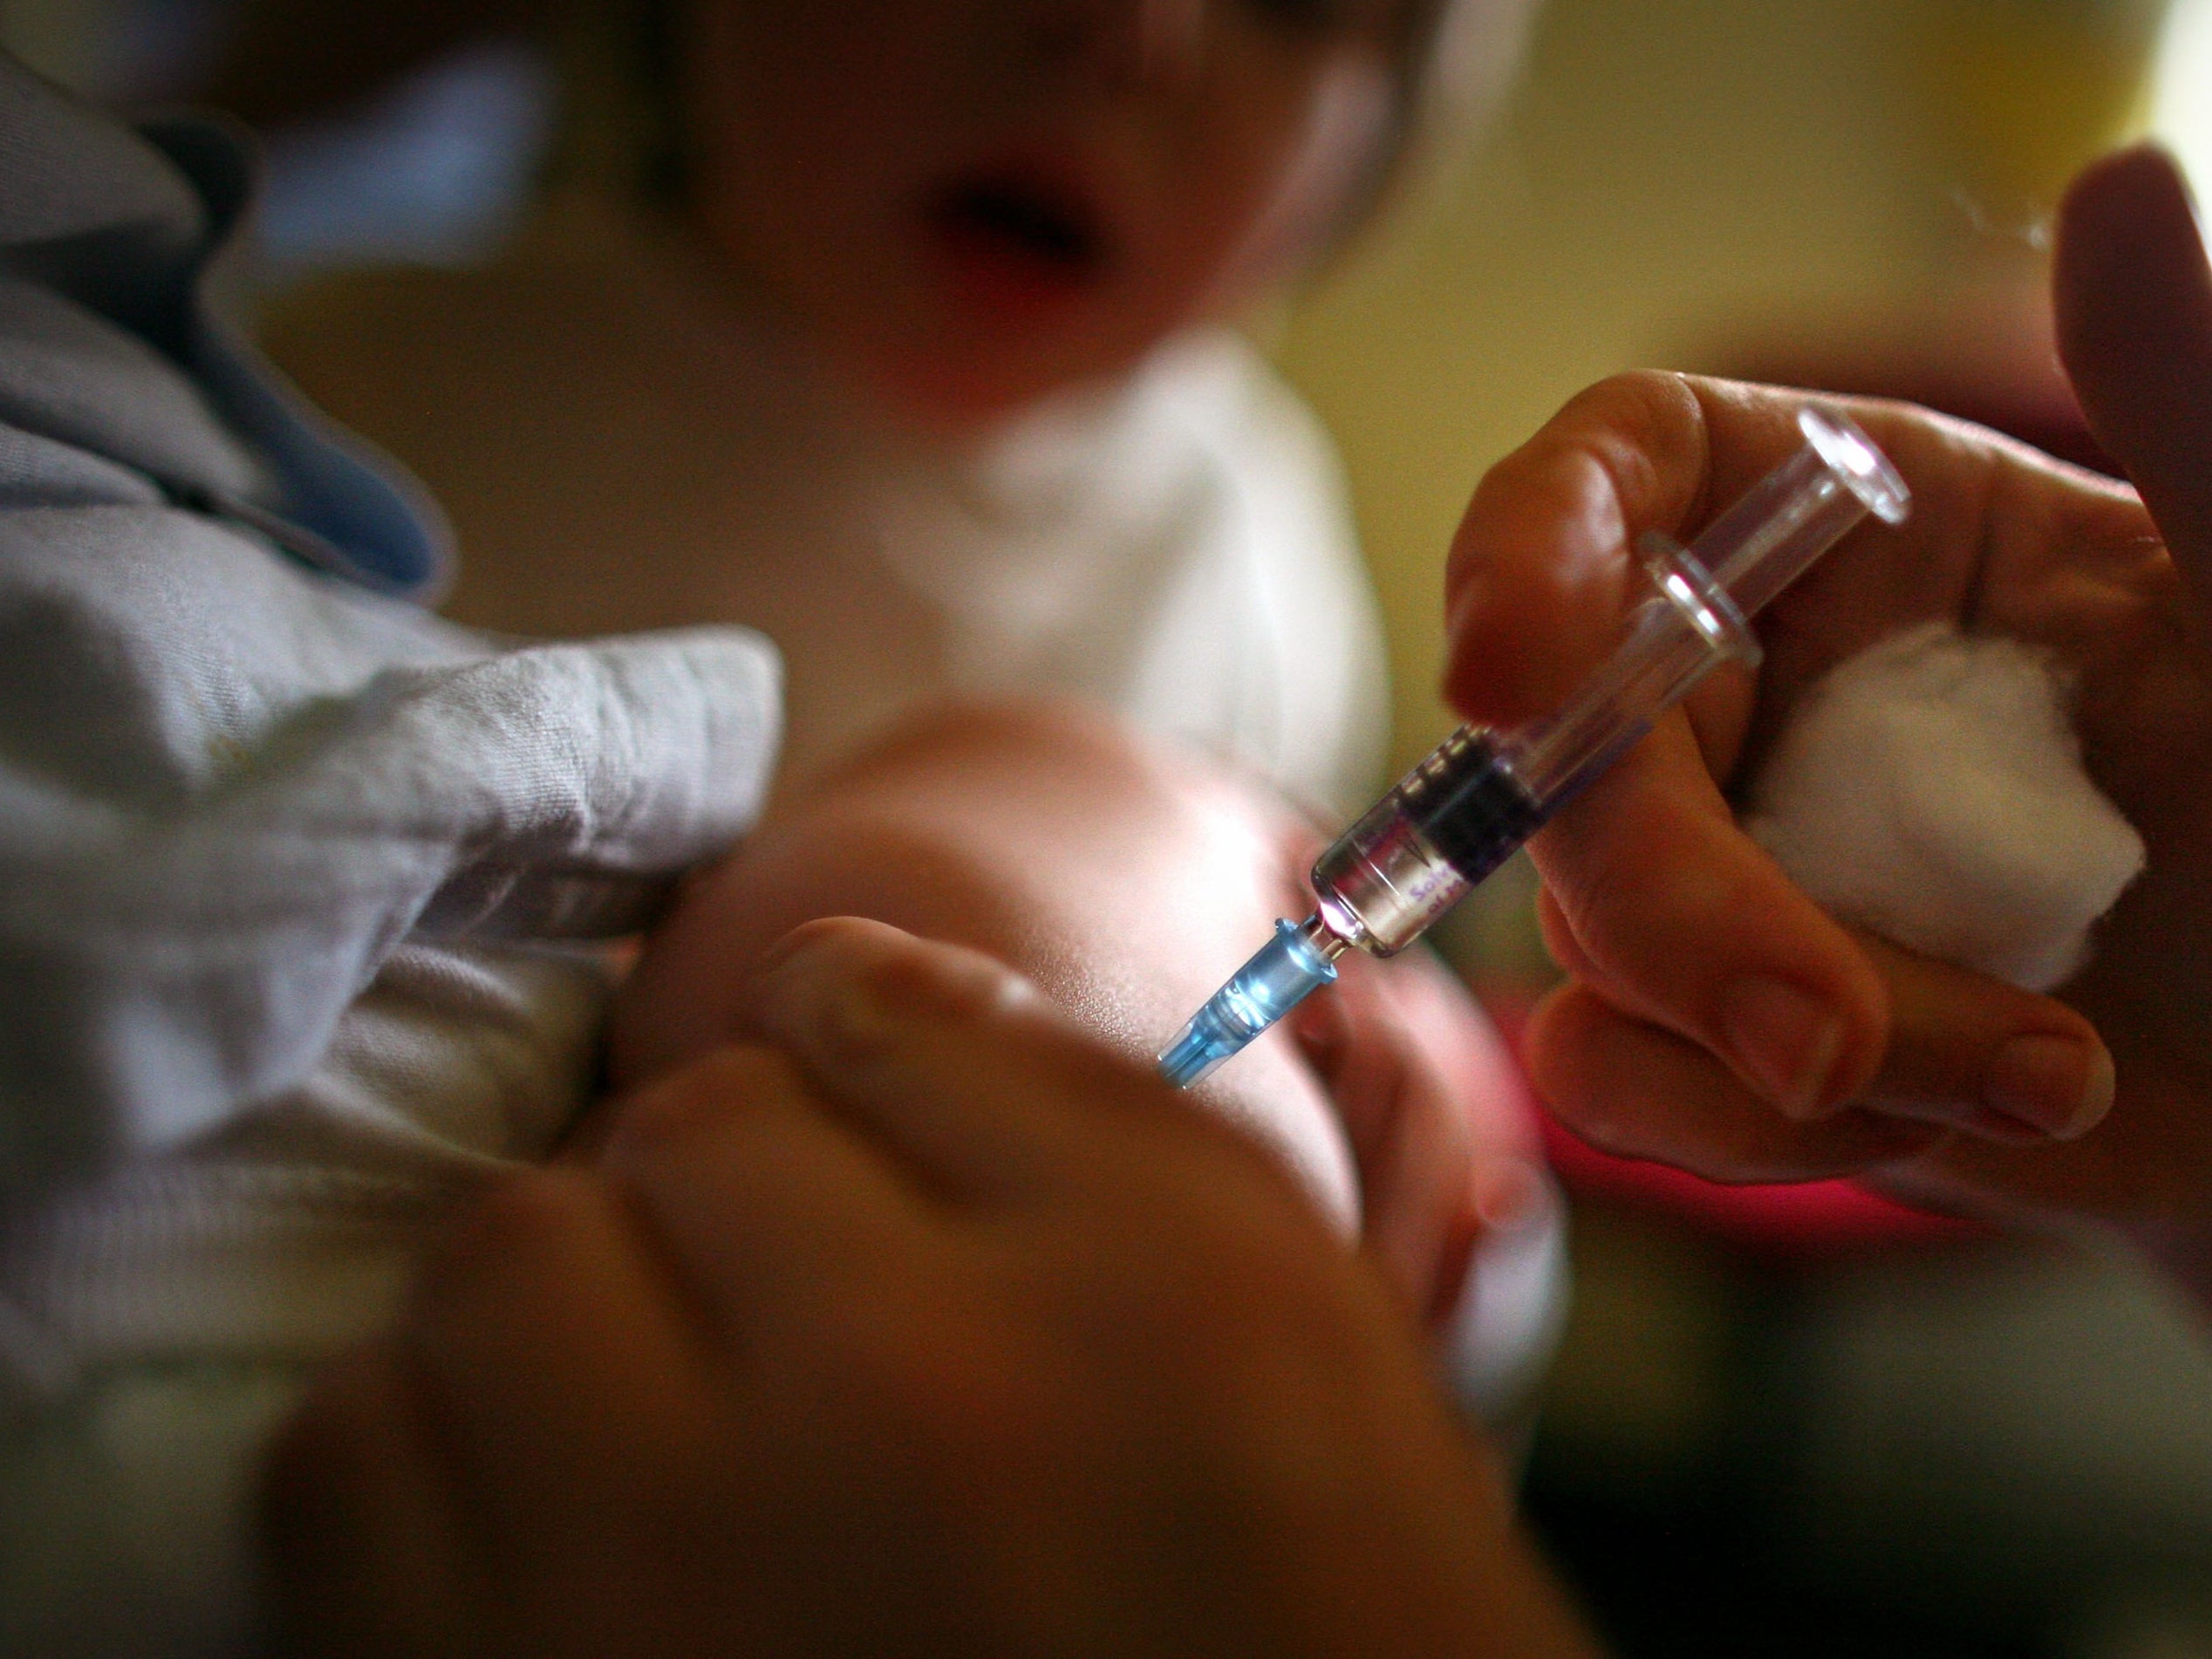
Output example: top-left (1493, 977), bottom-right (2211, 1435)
top-left (609, 700), bottom-right (1360, 1226)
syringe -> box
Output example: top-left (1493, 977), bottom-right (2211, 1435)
top-left (1158, 403), bottom-right (1910, 1089)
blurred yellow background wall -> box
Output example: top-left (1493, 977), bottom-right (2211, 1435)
top-left (0, 0), bottom-right (2174, 791)
top-left (1274, 0), bottom-right (2168, 778)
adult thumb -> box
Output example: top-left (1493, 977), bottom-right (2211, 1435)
top-left (2054, 144), bottom-right (2212, 595)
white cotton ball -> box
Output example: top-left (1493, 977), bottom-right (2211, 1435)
top-left (1743, 622), bottom-right (2145, 992)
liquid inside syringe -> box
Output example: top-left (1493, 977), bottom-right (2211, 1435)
top-left (1159, 403), bottom-right (1910, 1089)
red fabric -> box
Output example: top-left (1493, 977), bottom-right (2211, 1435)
top-left (1536, 1113), bottom-right (1980, 1254)
top-left (1485, 994), bottom-right (1983, 1254)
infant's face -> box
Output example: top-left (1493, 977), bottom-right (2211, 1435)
top-left (678, 0), bottom-right (1403, 427)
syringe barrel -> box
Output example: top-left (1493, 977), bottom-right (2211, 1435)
top-left (1499, 529), bottom-right (1756, 807)
top-left (1307, 538), bottom-right (1730, 958)
top-left (1308, 403), bottom-right (1908, 962)
top-left (1699, 405), bottom-right (1909, 616)
top-left (1310, 729), bottom-right (1545, 956)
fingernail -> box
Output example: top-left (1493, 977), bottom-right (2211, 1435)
top-left (841, 959), bottom-right (1034, 1038)
top-left (754, 924), bottom-right (1035, 1062)
top-left (1473, 1159), bottom-right (1551, 1236)
top-left (1721, 978), bottom-right (1846, 1117)
top-left (1983, 1034), bottom-right (2115, 1141)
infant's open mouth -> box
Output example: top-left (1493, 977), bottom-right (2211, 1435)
top-left (927, 174), bottom-right (1109, 290)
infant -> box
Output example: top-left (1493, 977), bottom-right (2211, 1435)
top-left (256, 0), bottom-right (1565, 1400)
top-left (0, 3), bottom-right (1563, 1650)
top-left (0, 75), bottom-right (1381, 1652)
top-left (261, 0), bottom-right (1534, 809)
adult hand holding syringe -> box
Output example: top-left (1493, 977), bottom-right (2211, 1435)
top-left (1410, 149), bottom-right (2212, 1273)
top-left (1164, 393), bottom-right (1910, 1089)
top-left (1430, 362), bottom-right (2167, 1195)
top-left (1168, 333), bottom-right (2201, 1212)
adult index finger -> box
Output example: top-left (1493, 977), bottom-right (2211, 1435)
top-left (1444, 372), bottom-right (1706, 727)
top-left (1444, 372), bottom-right (1835, 729)
top-left (1444, 374), bottom-right (1998, 744)
top-left (749, 917), bottom-right (1328, 1224)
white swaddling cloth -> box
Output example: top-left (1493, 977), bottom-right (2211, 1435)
top-left (1744, 622), bottom-right (2146, 992)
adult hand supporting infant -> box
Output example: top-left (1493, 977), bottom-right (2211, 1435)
top-left (1442, 146), bottom-right (2212, 1293)
top-left (264, 918), bottom-right (1596, 1659)
top-left (611, 701), bottom-right (1546, 1329)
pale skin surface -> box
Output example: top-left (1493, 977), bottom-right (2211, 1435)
top-left (1441, 147), bottom-right (2212, 1301)
top-left (611, 700), bottom-right (1546, 1326)
top-left (263, 723), bottom-right (1600, 1658)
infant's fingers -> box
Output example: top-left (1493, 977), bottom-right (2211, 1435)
top-left (1531, 714), bottom-right (1889, 1122)
top-left (1526, 981), bottom-right (1942, 1182)
top-left (1295, 960), bottom-right (1481, 1325)
top-left (1856, 932), bottom-right (2116, 1143)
